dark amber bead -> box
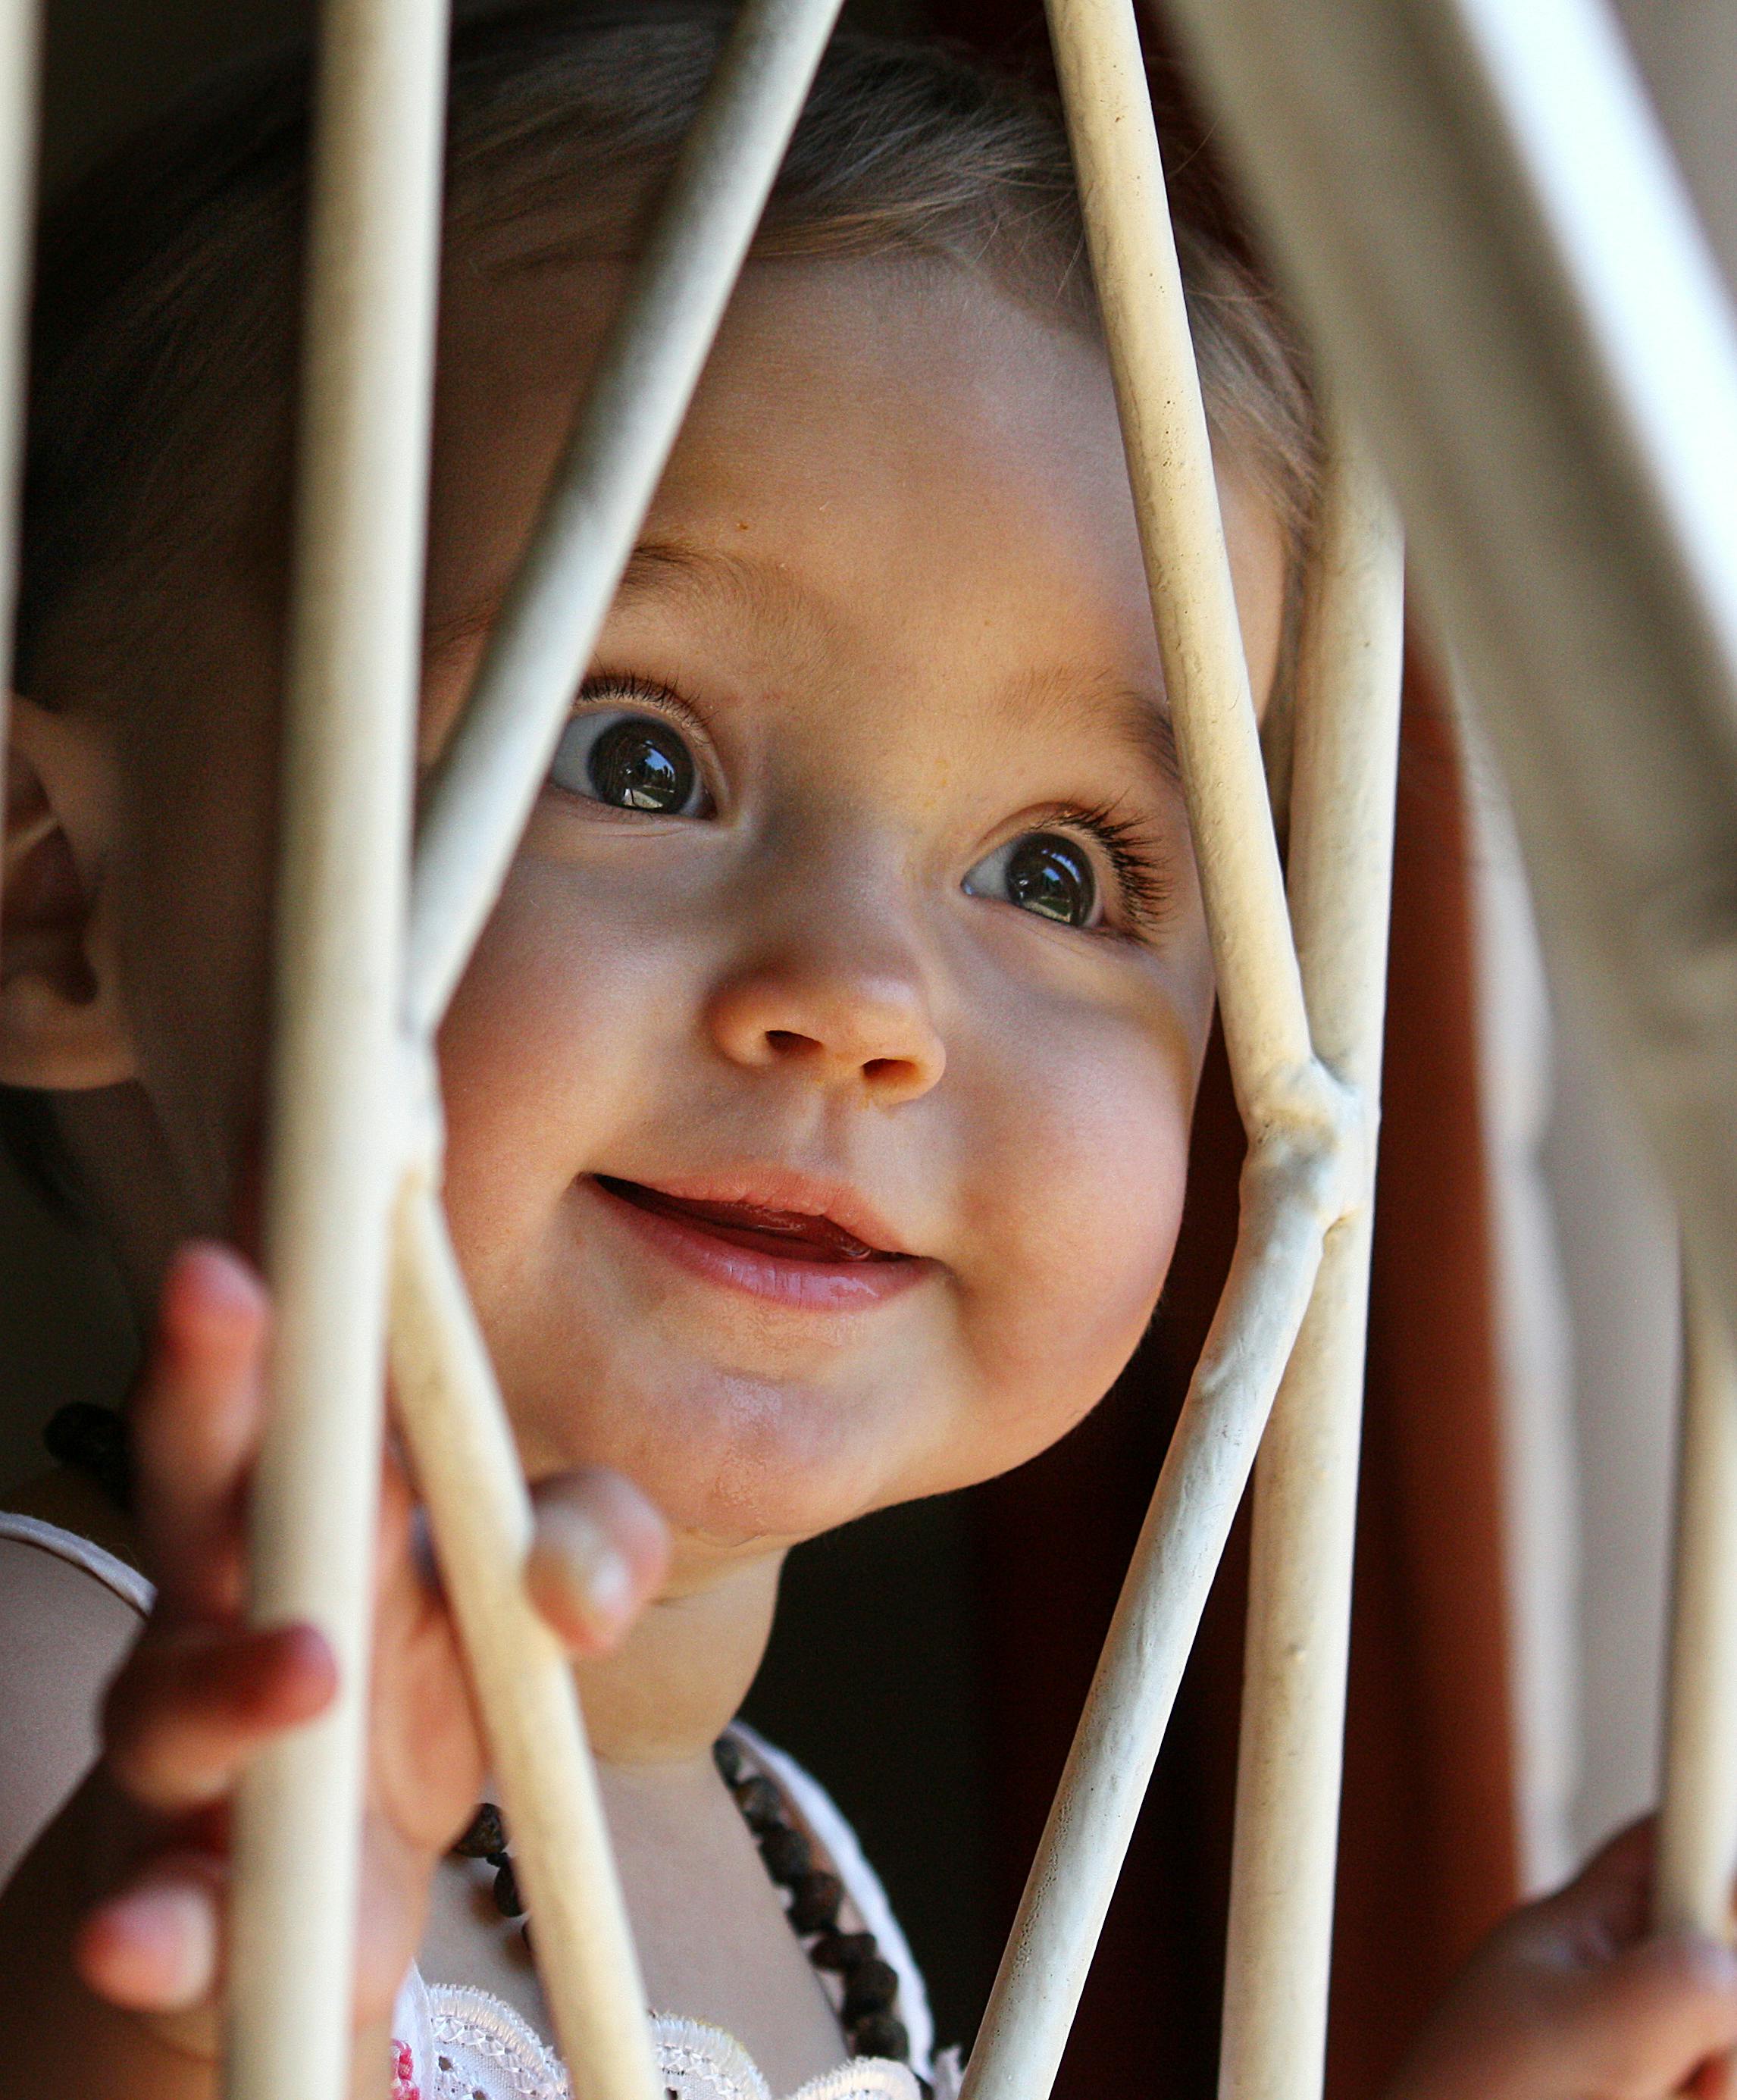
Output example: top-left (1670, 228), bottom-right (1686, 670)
top-left (452, 1803), bottom-right (507, 1859)
top-left (787, 1870), bottom-right (842, 1935)
top-left (733, 1775), bottom-right (782, 1832)
top-left (493, 1861), bottom-right (524, 1917)
top-left (759, 1825), bottom-right (812, 1884)
top-left (843, 1958), bottom-right (900, 2019)
top-left (809, 1931), bottom-right (876, 1973)
top-left (848, 2013), bottom-right (909, 2061)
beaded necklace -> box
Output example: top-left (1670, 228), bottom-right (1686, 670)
top-left (449, 1734), bottom-right (913, 2068)
top-left (43, 1407), bottom-right (915, 2073)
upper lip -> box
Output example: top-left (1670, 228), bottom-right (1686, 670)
top-left (589, 1167), bottom-right (915, 1260)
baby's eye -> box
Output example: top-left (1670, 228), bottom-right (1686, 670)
top-left (549, 709), bottom-right (711, 817)
top-left (963, 830), bottom-right (1100, 929)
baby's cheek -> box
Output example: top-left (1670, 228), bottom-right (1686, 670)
top-left (436, 862), bottom-right (662, 1283)
top-left (959, 1040), bottom-right (1194, 1476)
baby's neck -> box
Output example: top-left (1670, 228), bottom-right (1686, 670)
top-left (577, 1548), bottom-right (783, 1764)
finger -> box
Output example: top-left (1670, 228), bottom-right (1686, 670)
top-left (1567, 1929), bottom-right (1737, 2098)
top-left (525, 1468), bottom-right (669, 1655)
top-left (1535, 1817), bottom-right (1657, 1961)
top-left (104, 1620), bottom-right (335, 1814)
top-left (74, 1851), bottom-right (224, 2014)
top-left (131, 1243), bottom-right (270, 1618)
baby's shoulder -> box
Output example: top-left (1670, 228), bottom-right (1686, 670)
top-left (4, 1457), bottom-right (143, 1571)
top-left (0, 1480), bottom-right (151, 1884)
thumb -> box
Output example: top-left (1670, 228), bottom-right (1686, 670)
top-left (523, 1468), bottom-right (669, 1657)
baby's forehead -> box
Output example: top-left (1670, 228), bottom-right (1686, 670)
top-left (423, 250), bottom-right (1288, 778)
top-left (425, 251), bottom-right (1147, 649)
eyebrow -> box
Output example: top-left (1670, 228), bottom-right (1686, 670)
top-left (430, 537), bottom-right (1181, 795)
top-left (1106, 685), bottom-right (1181, 794)
top-left (1016, 665), bottom-right (1181, 798)
top-left (616, 537), bottom-right (771, 609)
top-left (424, 537), bottom-right (784, 665)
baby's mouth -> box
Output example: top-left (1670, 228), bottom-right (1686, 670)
top-left (593, 1177), bottom-right (906, 1265)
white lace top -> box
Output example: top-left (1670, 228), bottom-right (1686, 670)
top-left (0, 1512), bottom-right (959, 2100)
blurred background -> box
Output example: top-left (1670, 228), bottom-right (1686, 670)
top-left (2, 0), bottom-right (1732, 2090)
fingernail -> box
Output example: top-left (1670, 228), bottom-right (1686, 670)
top-left (190, 1244), bottom-right (263, 1316)
top-left (581, 1541), bottom-right (634, 1626)
top-left (82, 1874), bottom-right (218, 2012)
top-left (529, 1510), bottom-right (635, 1637)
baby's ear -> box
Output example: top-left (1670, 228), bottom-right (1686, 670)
top-left (0, 696), bottom-right (136, 1088)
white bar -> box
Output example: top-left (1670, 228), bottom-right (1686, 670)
top-left (1218, 430), bottom-right (1404, 2100)
top-left (224, 1), bottom-right (447, 2094)
top-left (406, 0), bottom-right (842, 1041)
top-left (1657, 1253), bottom-right (1737, 1938)
top-left (959, 11), bottom-right (1360, 2097)
top-left (1040, 0), bottom-right (1312, 1114)
top-left (1150, 0), bottom-right (1737, 1347)
top-left (0, 0), bottom-right (36, 861)
top-left (390, 1162), bottom-right (661, 2100)
top-left (961, 1176), bottom-right (1329, 2100)
top-left (380, 5), bottom-right (840, 2078)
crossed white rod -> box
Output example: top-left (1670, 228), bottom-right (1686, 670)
top-left (364, 0), bottom-right (839, 2080)
top-left (390, 1146), bottom-right (662, 2100)
top-left (1038, 0), bottom-right (1312, 1117)
top-left (226, 0), bottom-right (448, 2093)
top-left (406, 0), bottom-right (843, 1041)
top-left (1155, 0), bottom-right (1737, 1354)
top-left (0, 0), bottom-right (37, 916)
top-left (962, 10), bottom-right (1363, 2098)
top-left (1656, 1257), bottom-right (1737, 1939)
top-left (1218, 433), bottom-right (1404, 2100)
top-left (961, 1172), bottom-right (1331, 2100)
top-left (1153, 0), bottom-right (1737, 2008)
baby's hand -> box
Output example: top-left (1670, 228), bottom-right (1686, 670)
top-left (1389, 1823), bottom-right (1737, 2100)
top-left (74, 1241), bottom-right (669, 2067)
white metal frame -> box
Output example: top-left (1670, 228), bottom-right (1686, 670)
top-left (1658, 1259), bottom-right (1737, 1936)
top-left (14, 0), bottom-right (1735, 2096)
top-left (1157, 0), bottom-right (1737, 1985)
top-left (227, 0), bottom-right (449, 2092)
top-left (961, 15), bottom-right (1402, 2100)
top-left (236, 5), bottom-right (846, 2098)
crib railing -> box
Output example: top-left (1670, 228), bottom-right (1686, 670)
top-left (1158, 0), bottom-right (1737, 1968)
top-left (960, 8), bottom-right (1403, 2097)
top-left (0, 5), bottom-right (1731, 2100)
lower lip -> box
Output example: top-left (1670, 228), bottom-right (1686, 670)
top-left (588, 1178), bottom-right (930, 1313)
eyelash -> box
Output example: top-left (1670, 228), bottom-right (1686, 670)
top-left (1053, 800), bottom-right (1175, 939)
top-left (569, 675), bottom-right (1173, 936)
top-left (576, 669), bottom-right (710, 740)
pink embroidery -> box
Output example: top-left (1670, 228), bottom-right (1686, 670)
top-left (390, 2037), bottom-right (421, 2100)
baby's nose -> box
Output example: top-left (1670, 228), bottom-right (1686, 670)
top-left (704, 947), bottom-right (945, 1106)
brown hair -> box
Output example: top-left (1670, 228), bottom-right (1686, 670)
top-left (8, 2), bottom-right (1317, 1202)
top-left (20, 2), bottom-right (1316, 699)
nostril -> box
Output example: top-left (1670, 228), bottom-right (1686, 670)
top-left (862, 1056), bottom-right (912, 1087)
top-left (765, 1029), bottom-right (812, 1058)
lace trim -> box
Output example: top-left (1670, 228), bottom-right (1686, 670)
top-left (417, 1984), bottom-right (922, 2100)
top-left (428, 1988), bottom-right (564, 2098)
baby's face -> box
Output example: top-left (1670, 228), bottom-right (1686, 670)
top-left (416, 256), bottom-right (1283, 1568)
top-left (46, 255), bottom-right (1286, 1582)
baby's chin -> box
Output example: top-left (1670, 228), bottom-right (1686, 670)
top-left (515, 1351), bottom-right (950, 1553)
